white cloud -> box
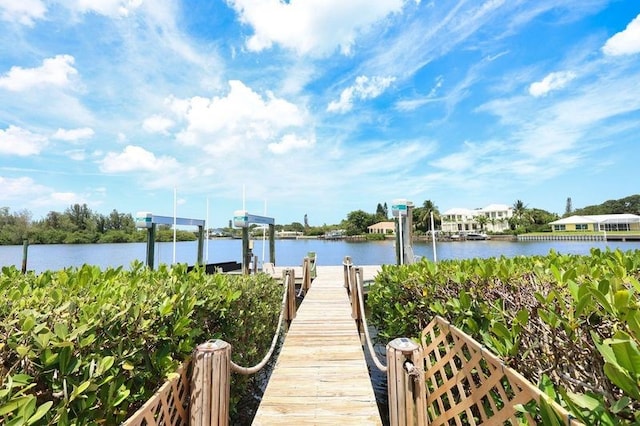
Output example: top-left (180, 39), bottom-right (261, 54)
top-left (0, 176), bottom-right (48, 201)
top-left (143, 115), bottom-right (174, 134)
top-left (100, 145), bottom-right (179, 173)
top-left (172, 80), bottom-right (310, 154)
top-left (0, 55), bottom-right (78, 91)
top-left (602, 13), bottom-right (640, 56)
top-left (268, 133), bottom-right (315, 154)
top-left (0, 0), bottom-right (46, 26)
top-left (227, 0), bottom-right (406, 56)
top-left (52, 127), bottom-right (95, 142)
top-left (528, 71), bottom-right (576, 97)
top-left (72, 0), bottom-right (143, 18)
top-left (327, 75), bottom-right (396, 113)
top-left (0, 126), bottom-right (48, 156)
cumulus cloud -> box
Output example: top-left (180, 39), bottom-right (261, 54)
top-left (171, 80), bottom-right (310, 154)
top-left (143, 115), bottom-right (174, 134)
top-left (52, 127), bottom-right (95, 142)
top-left (528, 71), bottom-right (576, 97)
top-left (0, 0), bottom-right (46, 26)
top-left (100, 145), bottom-right (179, 173)
top-left (602, 14), bottom-right (640, 56)
top-left (268, 133), bottom-right (315, 154)
top-left (72, 0), bottom-right (143, 18)
top-left (0, 55), bottom-right (78, 91)
top-left (0, 125), bottom-right (48, 156)
top-left (227, 0), bottom-right (406, 56)
top-left (327, 75), bottom-right (396, 113)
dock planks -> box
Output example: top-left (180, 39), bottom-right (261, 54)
top-left (252, 266), bottom-right (382, 425)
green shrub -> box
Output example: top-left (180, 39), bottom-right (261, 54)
top-left (0, 263), bottom-right (282, 425)
top-left (368, 248), bottom-right (640, 424)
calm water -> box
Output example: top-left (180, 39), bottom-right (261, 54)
top-left (0, 238), bottom-right (639, 273)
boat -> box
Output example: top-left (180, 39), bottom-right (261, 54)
top-left (466, 232), bottom-right (489, 240)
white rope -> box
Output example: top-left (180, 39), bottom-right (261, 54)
top-left (349, 263), bottom-right (388, 373)
top-left (231, 272), bottom-right (289, 375)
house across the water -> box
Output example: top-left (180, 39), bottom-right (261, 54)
top-left (549, 214), bottom-right (640, 232)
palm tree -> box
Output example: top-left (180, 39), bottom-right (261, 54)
top-left (476, 214), bottom-right (488, 231)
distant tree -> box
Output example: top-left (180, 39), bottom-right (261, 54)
top-left (288, 222), bottom-right (305, 233)
top-left (304, 214), bottom-right (309, 228)
top-left (383, 202), bottom-right (389, 218)
top-left (564, 197), bottom-right (573, 217)
top-left (344, 210), bottom-right (377, 235)
top-left (375, 203), bottom-right (387, 220)
top-left (413, 200), bottom-right (441, 233)
top-left (476, 214), bottom-right (488, 231)
top-left (573, 194), bottom-right (640, 216)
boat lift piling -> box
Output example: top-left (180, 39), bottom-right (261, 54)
top-left (233, 210), bottom-right (275, 274)
top-left (136, 212), bottom-right (206, 270)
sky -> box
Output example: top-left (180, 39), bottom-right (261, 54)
top-left (1, 0), bottom-right (639, 227)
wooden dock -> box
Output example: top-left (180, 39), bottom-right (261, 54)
top-left (252, 265), bottom-right (382, 425)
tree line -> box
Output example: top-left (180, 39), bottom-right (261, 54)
top-left (1, 194), bottom-right (637, 245)
top-left (0, 205), bottom-right (197, 245)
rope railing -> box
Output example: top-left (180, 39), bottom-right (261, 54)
top-left (342, 258), bottom-right (388, 373)
top-left (189, 267), bottom-right (301, 425)
top-left (230, 270), bottom-right (290, 375)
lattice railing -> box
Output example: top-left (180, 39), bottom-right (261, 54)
top-left (123, 361), bottom-right (191, 426)
top-left (421, 317), bottom-right (582, 425)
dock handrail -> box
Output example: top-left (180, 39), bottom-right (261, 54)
top-left (343, 257), bottom-right (388, 373)
top-left (229, 270), bottom-right (291, 375)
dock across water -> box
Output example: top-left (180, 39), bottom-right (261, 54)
top-left (252, 265), bottom-right (382, 425)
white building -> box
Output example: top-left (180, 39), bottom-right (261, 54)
top-left (441, 204), bottom-right (513, 233)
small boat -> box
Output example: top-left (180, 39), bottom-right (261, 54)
top-left (466, 232), bottom-right (489, 240)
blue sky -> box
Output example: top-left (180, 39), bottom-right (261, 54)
top-left (1, 0), bottom-right (639, 227)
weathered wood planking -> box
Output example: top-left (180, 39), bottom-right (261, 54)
top-left (252, 266), bottom-right (382, 425)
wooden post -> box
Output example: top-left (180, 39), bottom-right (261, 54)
top-left (284, 268), bottom-right (296, 324)
top-left (302, 257), bottom-right (311, 293)
top-left (146, 224), bottom-right (156, 270)
top-left (242, 227), bottom-right (249, 275)
top-left (21, 239), bottom-right (28, 274)
top-left (197, 225), bottom-right (205, 266)
top-left (190, 340), bottom-right (231, 426)
top-left (343, 256), bottom-right (351, 288)
top-left (387, 338), bottom-right (427, 426)
top-left (269, 224), bottom-right (276, 265)
top-left (351, 266), bottom-right (361, 323)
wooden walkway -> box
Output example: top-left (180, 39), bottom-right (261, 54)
top-left (252, 265), bottom-right (382, 425)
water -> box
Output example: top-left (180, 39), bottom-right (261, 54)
top-left (1, 238), bottom-right (639, 273)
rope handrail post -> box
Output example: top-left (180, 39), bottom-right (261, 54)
top-left (351, 266), bottom-right (363, 330)
top-left (190, 340), bottom-right (231, 426)
top-left (343, 255), bottom-right (352, 288)
top-left (284, 268), bottom-right (296, 325)
top-left (302, 256), bottom-right (312, 293)
top-left (386, 338), bottom-right (427, 426)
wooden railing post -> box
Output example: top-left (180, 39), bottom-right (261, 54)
top-left (351, 266), bottom-right (362, 323)
top-left (302, 257), bottom-right (312, 293)
top-left (387, 338), bottom-right (427, 426)
top-left (190, 340), bottom-right (231, 426)
top-left (343, 256), bottom-right (351, 288)
top-left (284, 268), bottom-right (296, 324)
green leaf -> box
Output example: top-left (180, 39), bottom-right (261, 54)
top-left (603, 363), bottom-right (640, 399)
top-left (27, 401), bottom-right (53, 425)
top-left (564, 390), bottom-right (600, 410)
top-left (96, 356), bottom-right (115, 376)
top-left (21, 315), bottom-right (36, 333)
top-left (69, 381), bottom-right (91, 402)
top-left (608, 331), bottom-right (640, 375)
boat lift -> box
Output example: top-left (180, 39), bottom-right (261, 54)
top-left (136, 212), bottom-right (206, 270)
top-left (233, 210), bottom-right (276, 274)
top-left (392, 199), bottom-right (415, 265)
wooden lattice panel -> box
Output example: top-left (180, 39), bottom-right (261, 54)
top-left (421, 317), bottom-right (581, 426)
top-left (123, 361), bottom-right (191, 426)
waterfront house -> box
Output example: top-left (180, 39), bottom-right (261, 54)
top-left (549, 214), bottom-right (640, 232)
top-left (368, 221), bottom-right (396, 235)
top-left (441, 204), bottom-right (513, 233)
